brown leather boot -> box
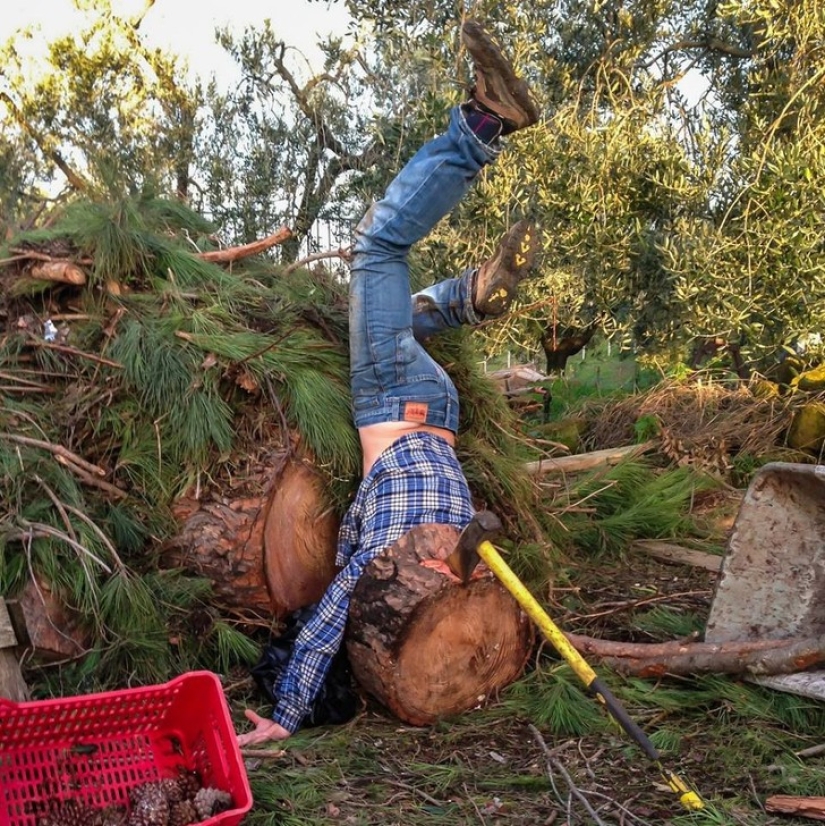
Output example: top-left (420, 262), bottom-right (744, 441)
top-left (474, 220), bottom-right (539, 316)
top-left (461, 20), bottom-right (539, 134)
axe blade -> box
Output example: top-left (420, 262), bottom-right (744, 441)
top-left (444, 510), bottom-right (503, 583)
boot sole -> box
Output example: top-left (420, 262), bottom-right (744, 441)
top-left (476, 220), bottom-right (539, 315)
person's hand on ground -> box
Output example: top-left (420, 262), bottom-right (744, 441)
top-left (237, 709), bottom-right (291, 746)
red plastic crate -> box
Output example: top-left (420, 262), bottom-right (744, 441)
top-left (0, 671), bottom-right (252, 826)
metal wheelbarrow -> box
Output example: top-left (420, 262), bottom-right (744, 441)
top-left (705, 462), bottom-right (825, 700)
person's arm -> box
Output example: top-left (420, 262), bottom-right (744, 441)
top-left (237, 572), bottom-right (355, 745)
top-left (235, 651), bottom-right (325, 745)
top-left (237, 709), bottom-right (292, 746)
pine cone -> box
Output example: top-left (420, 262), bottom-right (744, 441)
top-left (129, 783), bottom-right (170, 826)
top-left (39, 801), bottom-right (98, 826)
top-left (157, 779), bottom-right (184, 805)
top-left (168, 801), bottom-right (197, 826)
top-left (174, 768), bottom-right (201, 801)
top-left (99, 806), bottom-right (128, 826)
top-left (65, 801), bottom-right (96, 826)
top-left (192, 788), bottom-right (232, 820)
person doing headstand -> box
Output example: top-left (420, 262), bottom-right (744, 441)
top-left (238, 19), bottom-right (540, 745)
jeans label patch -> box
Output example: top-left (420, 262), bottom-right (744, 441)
top-left (404, 402), bottom-right (429, 423)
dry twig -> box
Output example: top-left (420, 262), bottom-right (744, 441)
top-left (529, 724), bottom-right (609, 825)
top-left (283, 247), bottom-right (353, 274)
top-left (0, 433), bottom-right (106, 477)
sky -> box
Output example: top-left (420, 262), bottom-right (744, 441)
top-left (1, 0), bottom-right (354, 85)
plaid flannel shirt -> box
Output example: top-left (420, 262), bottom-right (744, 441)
top-left (272, 431), bottom-right (474, 733)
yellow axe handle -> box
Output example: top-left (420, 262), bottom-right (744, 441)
top-left (477, 539), bottom-right (704, 812)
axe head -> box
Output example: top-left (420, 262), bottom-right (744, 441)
top-left (444, 510), bottom-right (503, 583)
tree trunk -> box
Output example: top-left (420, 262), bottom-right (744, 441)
top-left (541, 323), bottom-right (596, 374)
top-left (346, 524), bottom-right (533, 726)
top-left (164, 452), bottom-right (338, 619)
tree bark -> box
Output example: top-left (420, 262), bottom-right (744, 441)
top-left (164, 452), bottom-right (338, 619)
top-left (346, 524), bottom-right (534, 726)
top-left (765, 795), bottom-right (825, 820)
top-left (195, 227), bottom-right (293, 263)
top-left (167, 492), bottom-right (274, 617)
top-left (14, 578), bottom-right (89, 661)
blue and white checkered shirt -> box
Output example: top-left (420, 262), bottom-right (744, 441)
top-left (273, 431), bottom-right (474, 732)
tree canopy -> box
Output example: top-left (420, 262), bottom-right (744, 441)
top-left (2, 0), bottom-right (824, 366)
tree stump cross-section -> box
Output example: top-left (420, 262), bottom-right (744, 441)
top-left (346, 523), bottom-right (533, 726)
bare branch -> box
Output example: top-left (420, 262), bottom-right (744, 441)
top-left (129, 0), bottom-right (156, 30)
top-left (642, 38), bottom-right (753, 70)
top-left (0, 433), bottom-right (107, 477)
top-left (283, 247), bottom-right (353, 274)
top-left (566, 632), bottom-right (825, 677)
top-left (195, 226), bottom-right (294, 262)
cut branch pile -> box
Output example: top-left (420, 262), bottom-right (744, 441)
top-left (0, 194), bottom-right (541, 688)
top-left (584, 380), bottom-right (808, 475)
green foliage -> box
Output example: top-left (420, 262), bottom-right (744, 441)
top-left (0, 189), bottom-right (368, 686)
top-left (630, 606), bottom-right (705, 640)
top-left (729, 452), bottom-right (766, 488)
top-left (545, 460), bottom-right (712, 557)
top-left (634, 413), bottom-right (661, 442)
top-left (108, 317), bottom-right (235, 466)
top-left (6, 0), bottom-right (825, 365)
top-left (0, 420), bottom-right (226, 687)
top-left (618, 673), bottom-right (825, 735)
top-left (0, 0), bottom-right (201, 203)
top-left (246, 768), bottom-right (335, 826)
top-left (211, 620), bottom-right (261, 673)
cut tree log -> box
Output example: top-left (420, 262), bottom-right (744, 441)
top-left (263, 460), bottom-right (339, 616)
top-left (346, 523), bottom-right (534, 726)
top-left (29, 260), bottom-right (86, 285)
top-left (165, 452), bottom-right (338, 619)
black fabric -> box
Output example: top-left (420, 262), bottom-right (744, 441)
top-left (249, 605), bottom-right (359, 728)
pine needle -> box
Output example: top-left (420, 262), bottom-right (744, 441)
top-left (211, 620), bottom-right (261, 671)
top-left (498, 663), bottom-right (607, 736)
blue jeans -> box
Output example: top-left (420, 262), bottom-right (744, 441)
top-left (349, 106), bottom-right (501, 433)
